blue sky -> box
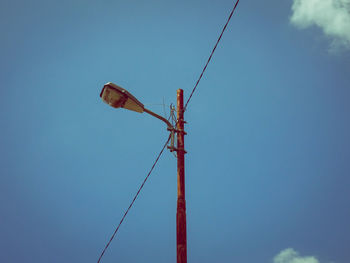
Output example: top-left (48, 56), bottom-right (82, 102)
top-left (1, 0), bottom-right (350, 262)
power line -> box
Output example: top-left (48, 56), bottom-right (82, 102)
top-left (184, 0), bottom-right (241, 111)
top-left (97, 1), bottom-right (241, 261)
top-left (97, 133), bottom-right (172, 263)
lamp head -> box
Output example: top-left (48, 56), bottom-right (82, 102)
top-left (100, 82), bottom-right (144, 113)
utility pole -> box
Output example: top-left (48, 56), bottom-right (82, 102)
top-left (176, 89), bottom-right (187, 263)
top-left (100, 84), bottom-right (188, 262)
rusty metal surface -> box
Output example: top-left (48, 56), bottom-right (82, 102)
top-left (176, 89), bottom-right (187, 263)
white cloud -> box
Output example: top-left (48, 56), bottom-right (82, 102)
top-left (273, 248), bottom-right (320, 263)
top-left (290, 0), bottom-right (350, 50)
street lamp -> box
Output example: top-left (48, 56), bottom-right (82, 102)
top-left (99, 82), bottom-right (187, 263)
top-left (100, 82), bottom-right (173, 130)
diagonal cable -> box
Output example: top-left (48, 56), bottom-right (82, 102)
top-left (184, 0), bottom-right (240, 111)
top-left (97, 133), bottom-right (172, 263)
top-left (97, 1), bottom-right (241, 261)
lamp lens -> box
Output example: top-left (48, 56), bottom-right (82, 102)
top-left (101, 87), bottom-right (126, 108)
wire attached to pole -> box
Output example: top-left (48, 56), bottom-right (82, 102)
top-left (97, 1), bottom-right (241, 261)
top-left (97, 134), bottom-right (172, 263)
top-left (184, 0), bottom-right (240, 111)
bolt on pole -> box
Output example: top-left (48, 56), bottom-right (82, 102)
top-left (176, 89), bottom-right (187, 263)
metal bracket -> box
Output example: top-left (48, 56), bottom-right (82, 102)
top-left (167, 128), bottom-right (187, 154)
top-left (167, 128), bottom-right (176, 152)
top-left (166, 104), bottom-right (187, 154)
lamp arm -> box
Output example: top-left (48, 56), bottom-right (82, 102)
top-left (144, 108), bottom-right (173, 130)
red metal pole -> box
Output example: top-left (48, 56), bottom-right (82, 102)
top-left (176, 89), bottom-right (187, 263)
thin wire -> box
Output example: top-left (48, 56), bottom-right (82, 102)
top-left (97, 133), bottom-right (172, 263)
top-left (162, 97), bottom-right (168, 120)
top-left (169, 105), bottom-right (178, 158)
top-left (184, 0), bottom-right (240, 111)
top-left (97, 2), bottom-right (240, 260)
top-left (143, 103), bottom-right (171, 107)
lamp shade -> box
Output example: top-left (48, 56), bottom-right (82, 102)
top-left (100, 82), bottom-right (144, 113)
